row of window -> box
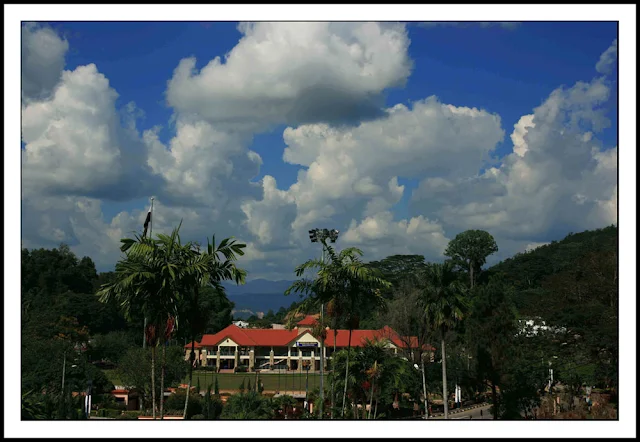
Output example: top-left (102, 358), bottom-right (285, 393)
top-left (203, 346), bottom-right (331, 357)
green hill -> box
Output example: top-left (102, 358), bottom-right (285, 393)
top-left (484, 225), bottom-right (617, 316)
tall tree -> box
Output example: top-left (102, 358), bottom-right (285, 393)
top-left (286, 240), bottom-right (390, 418)
top-left (422, 261), bottom-right (468, 420)
top-left (179, 234), bottom-right (247, 419)
top-left (97, 223), bottom-right (211, 418)
top-left (466, 276), bottom-right (518, 419)
top-left (444, 230), bottom-right (498, 288)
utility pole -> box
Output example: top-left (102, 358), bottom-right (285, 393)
top-left (319, 246), bottom-right (326, 418)
top-left (421, 357), bottom-right (428, 419)
top-left (61, 350), bottom-right (66, 395)
top-left (305, 363), bottom-right (310, 412)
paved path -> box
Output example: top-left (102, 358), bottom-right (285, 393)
top-left (430, 403), bottom-right (493, 420)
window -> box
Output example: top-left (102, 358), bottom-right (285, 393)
top-left (273, 347), bottom-right (288, 357)
top-left (290, 348), bottom-right (300, 358)
top-left (255, 346), bottom-right (271, 357)
top-left (301, 349), bottom-right (312, 357)
top-left (219, 346), bottom-right (235, 356)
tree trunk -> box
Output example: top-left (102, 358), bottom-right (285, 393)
top-left (421, 356), bottom-right (429, 419)
top-left (441, 334), bottom-right (448, 420)
top-left (374, 397), bottom-right (378, 420)
top-left (160, 342), bottom-right (166, 419)
top-left (469, 261), bottom-right (474, 289)
top-left (183, 338), bottom-right (194, 419)
top-left (61, 350), bottom-right (66, 396)
top-left (330, 321), bottom-right (337, 419)
top-left (341, 328), bottom-right (353, 418)
top-left (184, 286), bottom-right (199, 419)
top-left (151, 345), bottom-right (157, 419)
top-left (319, 304), bottom-right (325, 419)
top-left (368, 377), bottom-right (375, 419)
top-left (60, 350), bottom-right (67, 418)
top-left (491, 382), bottom-right (498, 420)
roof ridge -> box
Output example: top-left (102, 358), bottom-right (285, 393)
top-left (235, 324), bottom-right (258, 345)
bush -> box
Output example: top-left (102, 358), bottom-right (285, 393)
top-left (98, 408), bottom-right (122, 418)
top-left (116, 413), bottom-right (138, 419)
top-left (203, 396), bottom-right (224, 420)
top-left (165, 391), bottom-right (202, 419)
top-left (122, 411), bottom-right (142, 418)
top-left (191, 414), bottom-right (205, 420)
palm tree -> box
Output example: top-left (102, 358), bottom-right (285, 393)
top-left (97, 223), bottom-right (222, 419)
top-left (421, 262), bottom-right (468, 420)
top-left (180, 234), bottom-right (247, 419)
top-left (98, 230), bottom-right (176, 418)
top-left (286, 241), bottom-right (390, 419)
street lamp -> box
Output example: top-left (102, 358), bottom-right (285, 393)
top-left (308, 227), bottom-right (339, 419)
top-left (415, 359), bottom-right (429, 419)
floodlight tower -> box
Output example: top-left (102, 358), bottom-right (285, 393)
top-left (308, 227), bottom-right (339, 419)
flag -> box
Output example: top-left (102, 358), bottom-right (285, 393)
top-left (142, 204), bottom-right (152, 237)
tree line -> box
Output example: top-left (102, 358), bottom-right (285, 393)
top-left (21, 222), bottom-right (617, 420)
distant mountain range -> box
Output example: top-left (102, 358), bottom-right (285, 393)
top-left (222, 279), bottom-right (300, 317)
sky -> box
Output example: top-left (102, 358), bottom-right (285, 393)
top-left (20, 21), bottom-right (619, 280)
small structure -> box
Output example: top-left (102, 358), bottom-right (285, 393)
top-left (110, 388), bottom-right (140, 411)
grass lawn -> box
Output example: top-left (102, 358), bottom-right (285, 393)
top-left (187, 371), bottom-right (324, 392)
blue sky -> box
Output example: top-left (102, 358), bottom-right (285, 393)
top-left (21, 21), bottom-right (618, 278)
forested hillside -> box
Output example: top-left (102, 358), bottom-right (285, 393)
top-left (21, 225), bottom-right (618, 419)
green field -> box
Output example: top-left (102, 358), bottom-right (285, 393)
top-left (101, 369), bottom-right (323, 393)
top-left (188, 371), bottom-right (323, 393)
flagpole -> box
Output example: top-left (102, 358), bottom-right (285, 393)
top-left (143, 197), bottom-right (154, 350)
top-left (150, 197), bottom-right (154, 237)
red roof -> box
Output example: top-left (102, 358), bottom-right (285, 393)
top-left (297, 315), bottom-right (319, 326)
top-left (189, 324), bottom-right (301, 347)
top-left (187, 324), bottom-right (432, 350)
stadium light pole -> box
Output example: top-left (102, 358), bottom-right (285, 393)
top-left (308, 227), bottom-right (339, 419)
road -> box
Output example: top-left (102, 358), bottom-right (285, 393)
top-left (431, 404), bottom-right (493, 420)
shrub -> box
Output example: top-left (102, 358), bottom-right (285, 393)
top-left (98, 408), bottom-right (122, 418)
top-left (115, 413), bottom-right (138, 419)
top-left (165, 391), bottom-right (202, 419)
top-left (191, 414), bottom-right (205, 420)
top-left (122, 411), bottom-right (142, 418)
top-left (203, 396), bottom-right (223, 420)
top-left (199, 366), bottom-right (217, 372)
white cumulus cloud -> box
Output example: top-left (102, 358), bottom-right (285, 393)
top-left (595, 39), bottom-right (618, 75)
top-left (411, 76), bottom-right (617, 240)
top-left (21, 23), bottom-right (69, 102)
top-left (166, 22), bottom-right (412, 131)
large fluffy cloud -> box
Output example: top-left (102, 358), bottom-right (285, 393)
top-left (21, 23), bottom-right (69, 101)
top-left (342, 211), bottom-right (450, 260)
top-left (21, 63), bottom-right (160, 200)
top-left (166, 22), bottom-right (412, 131)
top-left (20, 22), bottom-right (618, 279)
top-left (241, 97), bottom-right (504, 259)
top-left (411, 76), bottom-right (617, 241)
top-left (142, 120), bottom-right (262, 208)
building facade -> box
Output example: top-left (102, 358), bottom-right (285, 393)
top-left (184, 315), bottom-right (434, 373)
